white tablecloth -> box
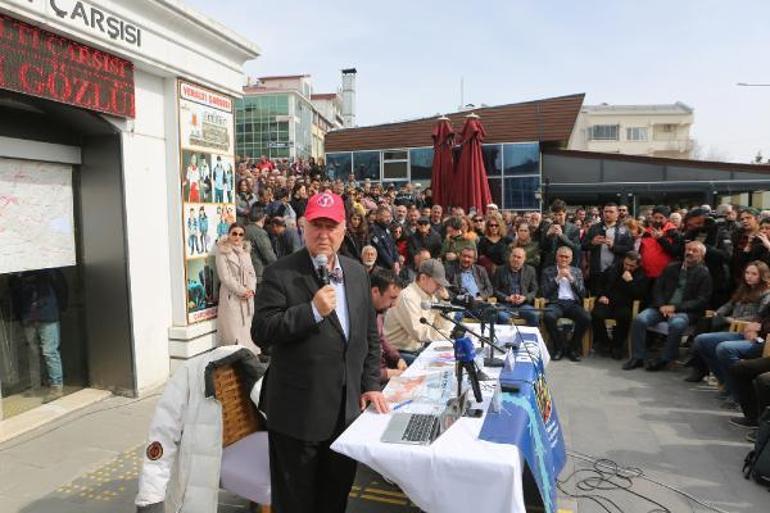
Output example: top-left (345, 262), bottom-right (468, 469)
top-left (332, 325), bottom-right (550, 513)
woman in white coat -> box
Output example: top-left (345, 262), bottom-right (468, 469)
top-left (215, 222), bottom-right (259, 354)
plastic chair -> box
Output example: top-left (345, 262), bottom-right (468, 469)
top-left (214, 364), bottom-right (272, 513)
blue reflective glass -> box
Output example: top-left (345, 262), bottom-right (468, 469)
top-left (482, 144), bottom-right (502, 177)
top-left (325, 152), bottom-right (352, 180)
top-left (503, 177), bottom-right (540, 210)
top-left (353, 151), bottom-right (380, 181)
top-left (409, 148), bottom-right (434, 181)
top-left (503, 143), bottom-right (540, 176)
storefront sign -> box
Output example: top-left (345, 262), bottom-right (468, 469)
top-left (47, 0), bottom-right (142, 48)
top-left (0, 12), bottom-right (135, 118)
top-left (178, 80), bottom-right (236, 324)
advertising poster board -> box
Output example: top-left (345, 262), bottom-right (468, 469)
top-left (177, 80), bottom-right (235, 323)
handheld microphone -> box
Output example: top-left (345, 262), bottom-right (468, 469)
top-left (420, 300), bottom-right (466, 313)
top-left (313, 254), bottom-right (330, 286)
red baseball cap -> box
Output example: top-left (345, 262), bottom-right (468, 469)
top-left (304, 192), bottom-right (345, 223)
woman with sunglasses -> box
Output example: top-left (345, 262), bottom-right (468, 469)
top-left (215, 223), bottom-right (258, 354)
top-left (477, 212), bottom-right (513, 274)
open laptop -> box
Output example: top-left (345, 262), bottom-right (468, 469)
top-left (381, 391), bottom-right (468, 446)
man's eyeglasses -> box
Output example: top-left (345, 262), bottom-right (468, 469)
top-left (474, 219), bottom-right (484, 223)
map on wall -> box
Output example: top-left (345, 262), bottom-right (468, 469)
top-left (0, 158), bottom-right (76, 274)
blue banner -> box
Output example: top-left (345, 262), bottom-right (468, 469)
top-left (478, 341), bottom-right (566, 513)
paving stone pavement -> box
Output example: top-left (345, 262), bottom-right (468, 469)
top-left (3, 353), bottom-right (769, 512)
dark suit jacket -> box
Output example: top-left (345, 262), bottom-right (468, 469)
top-left (596, 261), bottom-right (648, 308)
top-left (650, 262), bottom-right (712, 322)
top-left (445, 262), bottom-right (494, 299)
top-left (251, 249), bottom-right (380, 442)
top-left (651, 261), bottom-right (712, 322)
top-left (581, 222), bottom-right (634, 274)
top-left (492, 264), bottom-right (538, 304)
top-left (540, 265), bottom-right (587, 302)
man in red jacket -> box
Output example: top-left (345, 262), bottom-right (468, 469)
top-left (639, 205), bottom-right (683, 279)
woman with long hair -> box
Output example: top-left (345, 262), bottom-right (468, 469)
top-left (215, 223), bottom-right (258, 355)
top-left (390, 222), bottom-right (409, 264)
top-left (235, 179), bottom-right (256, 225)
top-left (689, 261), bottom-right (770, 385)
top-left (459, 216), bottom-right (478, 244)
top-left (477, 212), bottom-right (512, 275)
top-left (290, 182), bottom-right (308, 219)
top-left (339, 211), bottom-right (369, 261)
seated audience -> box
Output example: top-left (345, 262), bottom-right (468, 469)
top-left (384, 259), bottom-right (453, 364)
top-left (541, 246), bottom-right (591, 362)
top-left (445, 247), bottom-right (494, 301)
top-left (369, 268), bottom-right (407, 385)
top-left (361, 245), bottom-right (379, 274)
top-left (441, 216), bottom-right (476, 263)
top-left (477, 212), bottom-right (513, 273)
top-left (624, 241), bottom-right (712, 372)
top-left (493, 247), bottom-right (540, 327)
top-left (399, 248), bottom-right (432, 284)
top-left (512, 221), bottom-right (541, 271)
top-left (590, 251), bottom-right (648, 360)
top-left (688, 261), bottom-right (770, 383)
top-left (407, 216), bottom-right (442, 262)
top-left (728, 350), bottom-right (770, 433)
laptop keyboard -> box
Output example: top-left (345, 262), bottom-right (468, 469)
top-left (401, 414), bottom-right (439, 442)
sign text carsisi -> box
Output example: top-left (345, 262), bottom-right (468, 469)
top-left (0, 12), bottom-right (135, 118)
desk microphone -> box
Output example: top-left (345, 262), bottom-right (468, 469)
top-left (312, 254), bottom-right (330, 286)
top-left (420, 300), bottom-right (466, 313)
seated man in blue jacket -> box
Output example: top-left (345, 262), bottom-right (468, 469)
top-left (624, 241), bottom-right (712, 372)
top-left (541, 246), bottom-right (591, 362)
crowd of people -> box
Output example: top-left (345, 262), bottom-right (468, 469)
top-left (220, 154), bottom-right (770, 450)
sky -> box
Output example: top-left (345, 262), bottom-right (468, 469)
top-left (185, 0), bottom-right (770, 163)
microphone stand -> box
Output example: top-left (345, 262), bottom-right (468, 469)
top-left (419, 317), bottom-right (486, 403)
top-left (435, 310), bottom-right (508, 355)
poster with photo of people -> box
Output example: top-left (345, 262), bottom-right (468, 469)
top-left (178, 80), bottom-right (236, 324)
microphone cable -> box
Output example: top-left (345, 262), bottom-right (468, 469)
top-left (558, 449), bottom-right (734, 513)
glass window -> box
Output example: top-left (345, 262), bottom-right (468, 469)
top-left (326, 153), bottom-right (352, 180)
top-left (488, 178), bottom-right (503, 209)
top-left (482, 144), bottom-right (502, 177)
top-left (383, 150), bottom-right (408, 160)
top-left (409, 148), bottom-right (434, 181)
top-left (503, 177), bottom-right (540, 210)
top-left (588, 125), bottom-right (619, 141)
top-left (384, 161), bottom-right (408, 180)
top-left (353, 151), bottom-right (380, 181)
top-left (626, 127), bottom-right (648, 141)
top-left (503, 143), bottom-right (540, 176)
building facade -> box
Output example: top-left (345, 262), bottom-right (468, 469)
top-left (0, 0), bottom-right (258, 429)
top-left (236, 74), bottom-right (344, 161)
top-left (325, 94), bottom-right (585, 211)
top-left (568, 102), bottom-right (694, 158)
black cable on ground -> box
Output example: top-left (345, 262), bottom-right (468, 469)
top-left (560, 450), bottom-right (733, 513)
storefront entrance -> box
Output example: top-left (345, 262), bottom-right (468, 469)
top-left (0, 90), bottom-right (134, 419)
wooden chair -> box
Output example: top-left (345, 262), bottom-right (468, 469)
top-left (582, 298), bottom-right (641, 358)
top-left (535, 297), bottom-right (592, 356)
top-left (213, 364), bottom-right (272, 513)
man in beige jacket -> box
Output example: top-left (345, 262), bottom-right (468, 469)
top-left (384, 259), bottom-right (454, 364)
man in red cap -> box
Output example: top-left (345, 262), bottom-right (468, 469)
top-left (252, 192), bottom-right (388, 513)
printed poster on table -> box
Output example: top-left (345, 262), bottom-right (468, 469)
top-left (178, 80), bottom-right (236, 324)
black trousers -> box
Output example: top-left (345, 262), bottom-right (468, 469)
top-left (729, 358), bottom-right (770, 423)
top-left (588, 271), bottom-right (607, 297)
top-left (543, 300), bottom-right (591, 352)
top-left (591, 303), bottom-right (632, 353)
top-left (268, 391), bottom-right (356, 513)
